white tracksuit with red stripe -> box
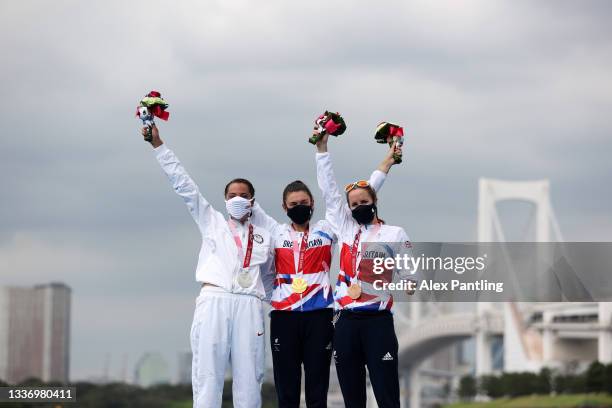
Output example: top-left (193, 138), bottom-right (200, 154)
top-left (250, 168), bottom-right (386, 312)
top-left (153, 144), bottom-right (273, 408)
top-left (316, 152), bottom-right (414, 311)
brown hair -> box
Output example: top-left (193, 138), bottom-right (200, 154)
top-left (346, 186), bottom-right (384, 223)
top-left (224, 178), bottom-right (255, 198)
top-left (346, 185), bottom-right (377, 203)
top-left (282, 180), bottom-right (313, 205)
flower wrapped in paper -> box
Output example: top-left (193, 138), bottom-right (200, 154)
top-left (309, 111), bottom-right (347, 144)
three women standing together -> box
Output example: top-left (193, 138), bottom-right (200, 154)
top-left (143, 115), bottom-right (414, 408)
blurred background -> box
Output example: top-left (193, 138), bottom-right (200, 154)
top-left (1, 0), bottom-right (611, 407)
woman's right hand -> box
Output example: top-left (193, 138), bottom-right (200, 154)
top-left (141, 125), bottom-right (163, 148)
top-left (378, 140), bottom-right (402, 173)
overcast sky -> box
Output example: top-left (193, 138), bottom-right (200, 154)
top-left (1, 0), bottom-right (611, 381)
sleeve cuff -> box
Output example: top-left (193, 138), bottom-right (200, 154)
top-left (315, 152), bottom-right (330, 159)
top-left (153, 143), bottom-right (169, 158)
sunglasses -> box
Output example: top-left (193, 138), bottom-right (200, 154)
top-left (344, 180), bottom-right (370, 193)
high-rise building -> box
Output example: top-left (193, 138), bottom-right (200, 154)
top-left (0, 283), bottom-right (71, 384)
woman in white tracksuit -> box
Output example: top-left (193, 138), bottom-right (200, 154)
top-left (143, 125), bottom-right (274, 408)
top-left (314, 131), bottom-right (415, 408)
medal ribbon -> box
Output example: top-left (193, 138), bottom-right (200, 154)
top-left (289, 228), bottom-right (309, 300)
top-left (289, 228), bottom-right (309, 276)
top-left (350, 229), bottom-right (362, 281)
top-left (228, 221), bottom-right (255, 268)
top-left (350, 223), bottom-right (382, 282)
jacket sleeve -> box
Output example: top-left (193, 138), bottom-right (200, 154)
top-left (369, 169), bottom-right (387, 193)
top-left (260, 253), bottom-right (276, 303)
top-left (316, 152), bottom-right (353, 237)
top-left (154, 144), bottom-right (224, 236)
top-left (257, 228), bottom-right (276, 303)
top-left (251, 202), bottom-right (281, 236)
top-left (395, 228), bottom-right (418, 281)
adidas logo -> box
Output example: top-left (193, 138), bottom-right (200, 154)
top-left (382, 352), bottom-right (394, 361)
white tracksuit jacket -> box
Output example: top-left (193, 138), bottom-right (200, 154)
top-left (154, 144), bottom-right (272, 408)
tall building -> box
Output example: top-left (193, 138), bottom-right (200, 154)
top-left (0, 283), bottom-right (71, 384)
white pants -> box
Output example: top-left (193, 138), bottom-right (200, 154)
top-left (190, 286), bottom-right (265, 408)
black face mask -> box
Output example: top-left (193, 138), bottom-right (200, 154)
top-left (287, 204), bottom-right (313, 225)
top-left (351, 204), bottom-right (376, 224)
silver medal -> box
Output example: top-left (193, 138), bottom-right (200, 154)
top-left (237, 270), bottom-right (253, 288)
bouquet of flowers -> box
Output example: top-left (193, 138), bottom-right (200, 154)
top-left (136, 90), bottom-right (169, 142)
top-left (309, 111), bottom-right (347, 144)
top-left (374, 121), bottom-right (404, 164)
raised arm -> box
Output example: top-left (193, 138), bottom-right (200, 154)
top-left (315, 134), bottom-right (353, 236)
top-left (144, 125), bottom-right (224, 236)
top-left (315, 132), bottom-right (401, 234)
top-left (369, 140), bottom-right (402, 192)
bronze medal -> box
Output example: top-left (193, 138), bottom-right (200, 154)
top-left (347, 283), bottom-right (362, 300)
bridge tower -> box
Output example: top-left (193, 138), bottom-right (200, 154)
top-left (477, 178), bottom-right (562, 374)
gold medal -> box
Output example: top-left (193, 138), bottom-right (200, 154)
top-left (291, 277), bottom-right (307, 294)
top-left (347, 283), bottom-right (362, 300)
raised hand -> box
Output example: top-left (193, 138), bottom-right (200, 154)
top-left (141, 124), bottom-right (163, 148)
top-left (314, 130), bottom-right (330, 153)
top-left (378, 140), bottom-right (403, 173)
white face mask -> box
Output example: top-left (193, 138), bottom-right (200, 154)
top-left (225, 196), bottom-right (252, 220)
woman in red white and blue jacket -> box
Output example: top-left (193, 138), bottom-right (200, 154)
top-left (315, 130), bottom-right (414, 408)
top-left (250, 155), bottom-right (394, 408)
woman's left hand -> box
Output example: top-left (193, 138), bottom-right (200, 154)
top-left (379, 140), bottom-right (402, 173)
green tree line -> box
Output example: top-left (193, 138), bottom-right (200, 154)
top-left (458, 361), bottom-right (612, 401)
